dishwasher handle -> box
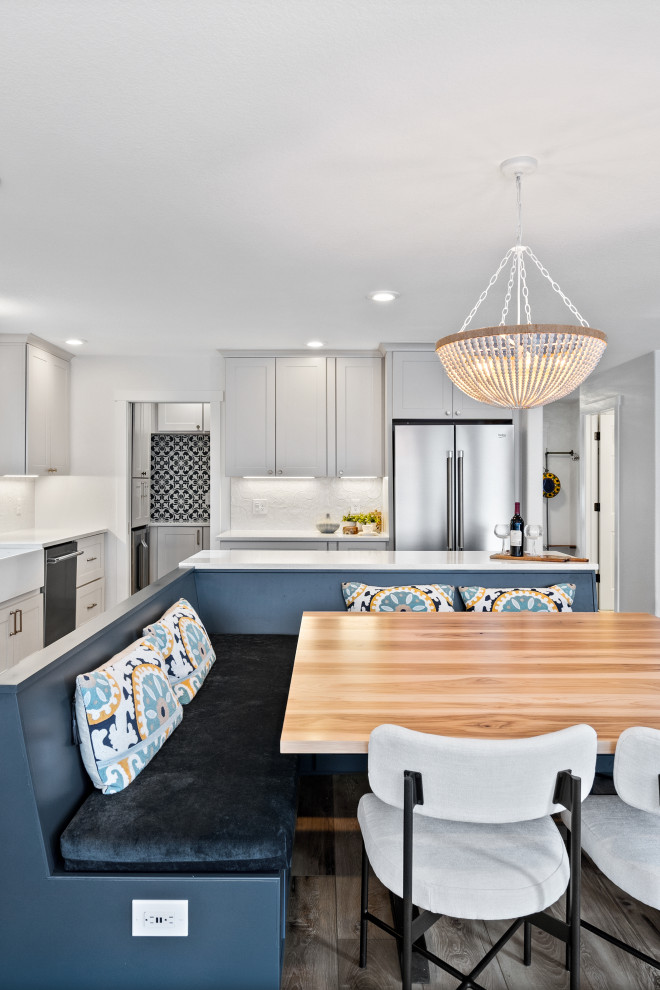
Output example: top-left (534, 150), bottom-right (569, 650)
top-left (47, 550), bottom-right (84, 564)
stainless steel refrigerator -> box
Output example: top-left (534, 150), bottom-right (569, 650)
top-left (393, 421), bottom-right (515, 551)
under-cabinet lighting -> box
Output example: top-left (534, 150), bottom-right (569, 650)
top-left (242, 476), bottom-right (315, 479)
top-left (65, 338), bottom-right (86, 346)
top-left (306, 340), bottom-right (325, 348)
top-left (3, 474), bottom-right (38, 478)
top-left (339, 476), bottom-right (378, 479)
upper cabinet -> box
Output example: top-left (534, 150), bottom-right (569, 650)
top-left (132, 402), bottom-right (156, 478)
top-left (335, 356), bottom-right (383, 477)
top-left (156, 403), bottom-right (210, 432)
top-left (275, 357), bottom-right (327, 477)
top-left (224, 355), bottom-right (383, 477)
top-left (225, 356), bottom-right (327, 477)
top-left (0, 338), bottom-right (71, 476)
top-left (391, 351), bottom-right (510, 420)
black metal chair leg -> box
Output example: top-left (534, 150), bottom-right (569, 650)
top-left (402, 890), bottom-right (412, 990)
top-left (524, 920), bottom-right (532, 965)
top-left (359, 839), bottom-right (369, 968)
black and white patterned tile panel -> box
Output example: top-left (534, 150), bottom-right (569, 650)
top-left (150, 433), bottom-right (210, 522)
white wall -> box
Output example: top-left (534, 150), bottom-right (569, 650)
top-left (580, 351), bottom-right (658, 614)
top-left (0, 478), bottom-right (35, 532)
top-left (35, 352), bottom-right (223, 608)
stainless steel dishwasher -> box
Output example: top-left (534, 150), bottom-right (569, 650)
top-left (44, 541), bottom-right (83, 646)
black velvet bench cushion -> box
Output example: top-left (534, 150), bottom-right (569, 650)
top-left (60, 634), bottom-right (299, 873)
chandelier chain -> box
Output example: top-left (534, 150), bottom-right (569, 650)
top-left (499, 255), bottom-right (518, 325)
top-left (519, 253), bottom-right (532, 323)
top-left (459, 248), bottom-right (515, 333)
top-left (523, 247), bottom-right (589, 327)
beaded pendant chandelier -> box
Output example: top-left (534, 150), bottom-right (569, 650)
top-left (435, 157), bottom-right (607, 409)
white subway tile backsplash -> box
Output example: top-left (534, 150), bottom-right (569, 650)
top-left (230, 477), bottom-right (384, 531)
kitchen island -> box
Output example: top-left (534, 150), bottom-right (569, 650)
top-left (181, 549), bottom-right (598, 633)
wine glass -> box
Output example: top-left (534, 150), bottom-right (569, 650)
top-left (494, 523), bottom-right (509, 554)
top-left (524, 523), bottom-right (543, 556)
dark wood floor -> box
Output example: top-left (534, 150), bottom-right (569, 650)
top-left (282, 774), bottom-right (660, 990)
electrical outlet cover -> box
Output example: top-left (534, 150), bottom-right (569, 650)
top-left (132, 899), bottom-right (188, 937)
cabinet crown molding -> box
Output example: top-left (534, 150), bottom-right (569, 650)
top-left (0, 334), bottom-right (73, 362)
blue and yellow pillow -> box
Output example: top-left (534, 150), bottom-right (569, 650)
top-left (75, 637), bottom-right (183, 795)
top-left (459, 583), bottom-right (576, 612)
top-left (342, 582), bottom-right (455, 613)
top-left (144, 598), bottom-right (215, 704)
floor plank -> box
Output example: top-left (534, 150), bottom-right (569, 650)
top-left (291, 773), bottom-right (336, 877)
top-left (282, 774), bottom-right (660, 990)
top-left (333, 772), bottom-right (393, 940)
top-left (283, 876), bottom-right (338, 990)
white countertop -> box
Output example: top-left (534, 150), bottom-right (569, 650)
top-left (181, 549), bottom-right (597, 571)
top-left (218, 529), bottom-right (389, 542)
top-left (0, 528), bottom-right (108, 549)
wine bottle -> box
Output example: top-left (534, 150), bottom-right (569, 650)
top-left (509, 502), bottom-right (524, 557)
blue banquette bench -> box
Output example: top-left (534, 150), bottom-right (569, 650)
top-left (0, 562), bottom-right (597, 990)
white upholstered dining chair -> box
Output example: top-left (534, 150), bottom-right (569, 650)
top-left (561, 725), bottom-right (660, 972)
top-left (358, 722), bottom-right (597, 990)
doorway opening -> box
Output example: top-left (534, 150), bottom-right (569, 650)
top-left (585, 409), bottom-right (617, 610)
top-left (129, 402), bottom-right (212, 594)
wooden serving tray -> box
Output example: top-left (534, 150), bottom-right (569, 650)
top-left (490, 552), bottom-right (590, 563)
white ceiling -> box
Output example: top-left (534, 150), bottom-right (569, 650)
top-left (0, 0), bottom-right (658, 371)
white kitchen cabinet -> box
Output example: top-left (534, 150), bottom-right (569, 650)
top-left (0, 589), bottom-right (44, 672)
top-left (131, 478), bottom-right (151, 528)
top-left (392, 351), bottom-right (509, 420)
top-left (155, 525), bottom-right (210, 579)
top-left (76, 578), bottom-right (105, 627)
top-left (225, 357), bottom-right (275, 476)
top-left (0, 337), bottom-right (71, 476)
top-left (76, 533), bottom-right (105, 587)
top-left (156, 403), bottom-right (210, 432)
top-left (275, 357), bottom-right (327, 477)
top-left (75, 533), bottom-right (106, 628)
top-left (132, 402), bottom-right (156, 478)
top-left (218, 540), bottom-right (325, 550)
top-left (224, 356), bottom-right (327, 477)
top-left (335, 356), bottom-right (383, 477)
top-left (26, 344), bottom-right (71, 475)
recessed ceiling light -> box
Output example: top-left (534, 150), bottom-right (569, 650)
top-left (306, 340), bottom-right (325, 348)
top-left (368, 290), bottom-right (399, 303)
top-left (65, 338), bottom-right (86, 346)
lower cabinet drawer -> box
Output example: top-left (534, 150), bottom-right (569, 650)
top-left (77, 534), bottom-right (105, 586)
top-left (76, 578), bottom-right (105, 627)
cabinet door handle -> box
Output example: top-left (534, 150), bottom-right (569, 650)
top-left (277, 469), bottom-right (283, 475)
top-left (86, 602), bottom-right (98, 610)
top-left (86, 556), bottom-right (97, 562)
top-left (13, 609), bottom-right (23, 635)
top-left (196, 424), bottom-right (201, 430)
top-left (9, 610), bottom-right (16, 636)
top-left (267, 470), bottom-right (273, 475)
top-left (47, 467), bottom-right (58, 473)
top-left (196, 530), bottom-right (200, 546)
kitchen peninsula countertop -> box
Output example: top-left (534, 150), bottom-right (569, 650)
top-left (182, 549), bottom-right (597, 571)
top-left (218, 529), bottom-right (389, 542)
top-left (0, 527), bottom-right (108, 548)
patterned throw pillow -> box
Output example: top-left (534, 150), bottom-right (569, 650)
top-left (342, 582), bottom-right (455, 613)
top-left (459, 583), bottom-right (576, 613)
top-left (75, 637), bottom-right (183, 795)
top-left (144, 598), bottom-right (216, 703)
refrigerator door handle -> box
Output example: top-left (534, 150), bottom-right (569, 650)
top-left (457, 449), bottom-right (464, 551)
top-left (446, 451), bottom-right (454, 550)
